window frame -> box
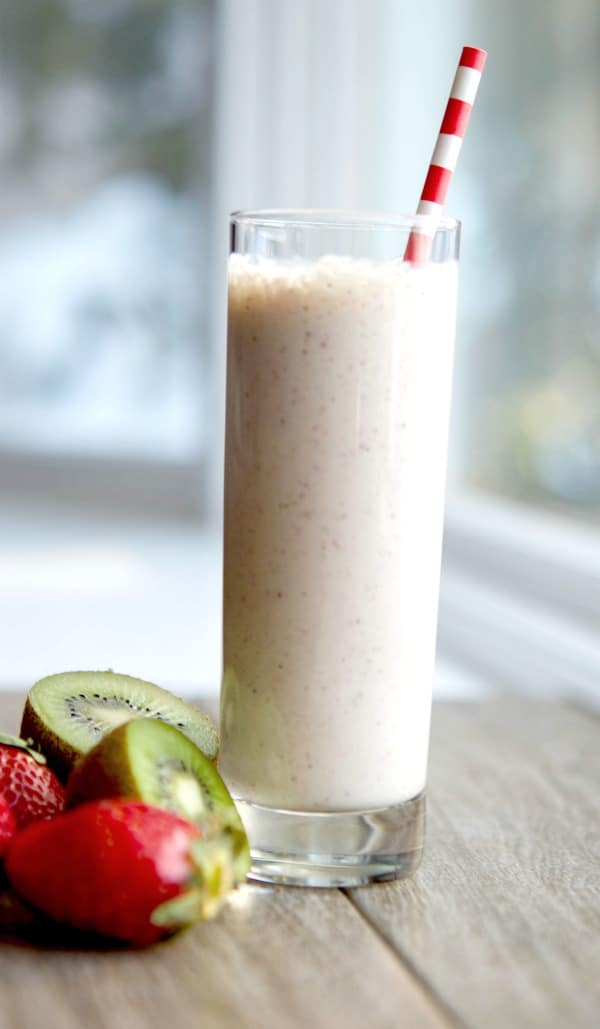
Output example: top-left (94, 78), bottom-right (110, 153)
top-left (439, 490), bottom-right (600, 708)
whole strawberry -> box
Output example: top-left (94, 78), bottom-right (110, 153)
top-left (0, 734), bottom-right (65, 830)
top-left (0, 794), bottom-right (16, 857)
top-left (6, 799), bottom-right (241, 946)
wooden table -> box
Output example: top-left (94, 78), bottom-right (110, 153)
top-left (0, 691), bottom-right (598, 1029)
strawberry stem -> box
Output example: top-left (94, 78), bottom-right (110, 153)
top-left (150, 835), bottom-right (240, 931)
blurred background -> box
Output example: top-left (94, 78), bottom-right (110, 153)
top-left (1, 0), bottom-right (598, 695)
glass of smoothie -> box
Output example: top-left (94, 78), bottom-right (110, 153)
top-left (220, 210), bottom-right (459, 886)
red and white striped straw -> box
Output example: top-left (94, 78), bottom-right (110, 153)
top-left (404, 45), bottom-right (487, 264)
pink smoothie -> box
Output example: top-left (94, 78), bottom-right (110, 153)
top-left (221, 254), bottom-right (458, 811)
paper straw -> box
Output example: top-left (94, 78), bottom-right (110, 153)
top-left (404, 45), bottom-right (487, 264)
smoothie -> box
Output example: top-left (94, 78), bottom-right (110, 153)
top-left (221, 252), bottom-right (458, 812)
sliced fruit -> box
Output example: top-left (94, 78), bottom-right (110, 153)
top-left (6, 799), bottom-right (241, 946)
top-left (66, 720), bottom-right (249, 880)
top-left (0, 735), bottom-right (65, 830)
top-left (21, 671), bottom-right (219, 781)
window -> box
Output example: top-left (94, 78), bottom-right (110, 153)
top-left (214, 0), bottom-right (600, 522)
top-left (207, 0), bottom-right (600, 704)
top-left (450, 2), bottom-right (600, 521)
top-left (2, 0), bottom-right (597, 698)
top-left (0, 0), bottom-right (214, 499)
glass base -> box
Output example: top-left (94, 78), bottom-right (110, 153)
top-left (234, 792), bottom-right (425, 887)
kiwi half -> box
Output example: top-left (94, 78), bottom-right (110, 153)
top-left (21, 671), bottom-right (219, 782)
top-left (67, 719), bottom-right (249, 880)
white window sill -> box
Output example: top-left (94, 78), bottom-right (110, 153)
top-left (0, 502), bottom-right (488, 700)
top-left (2, 491), bottom-right (595, 707)
top-left (441, 490), bottom-right (600, 708)
top-left (0, 500), bottom-right (222, 696)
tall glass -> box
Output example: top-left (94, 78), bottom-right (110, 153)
top-left (220, 210), bottom-right (459, 886)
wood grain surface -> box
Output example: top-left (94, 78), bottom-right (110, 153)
top-left (0, 691), bottom-right (598, 1029)
top-left (349, 698), bottom-right (600, 1029)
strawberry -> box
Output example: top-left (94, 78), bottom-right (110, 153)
top-left (0, 734), bottom-right (65, 829)
top-left (6, 799), bottom-right (241, 946)
top-left (0, 794), bottom-right (16, 857)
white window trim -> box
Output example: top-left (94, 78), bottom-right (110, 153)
top-left (440, 490), bottom-right (600, 707)
top-left (0, 450), bottom-right (207, 520)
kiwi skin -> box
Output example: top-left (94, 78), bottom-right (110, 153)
top-left (21, 698), bottom-right (79, 783)
top-left (66, 722), bottom-right (144, 809)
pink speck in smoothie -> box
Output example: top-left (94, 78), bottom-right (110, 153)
top-left (319, 340), bottom-right (328, 349)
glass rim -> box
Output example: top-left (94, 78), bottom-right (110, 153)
top-left (230, 208), bottom-right (460, 233)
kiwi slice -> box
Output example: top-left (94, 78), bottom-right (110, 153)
top-left (67, 719), bottom-right (249, 880)
top-left (21, 671), bottom-right (219, 782)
